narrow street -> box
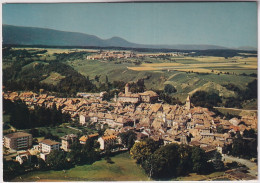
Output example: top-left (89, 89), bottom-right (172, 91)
top-left (222, 154), bottom-right (258, 177)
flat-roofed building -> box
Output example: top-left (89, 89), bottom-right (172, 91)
top-left (39, 139), bottom-right (60, 153)
top-left (4, 132), bottom-right (32, 150)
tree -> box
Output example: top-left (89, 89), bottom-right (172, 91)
top-left (46, 150), bottom-right (70, 170)
top-left (216, 125), bottom-right (225, 134)
top-left (231, 134), bottom-right (244, 157)
top-left (246, 79), bottom-right (257, 99)
top-left (119, 131), bottom-right (137, 149)
top-left (146, 143), bottom-right (181, 179)
top-left (211, 151), bottom-right (224, 171)
top-left (177, 144), bottom-right (193, 176)
top-left (191, 91), bottom-right (222, 109)
top-left (37, 158), bottom-right (47, 169)
top-left (243, 129), bottom-right (256, 138)
top-left (30, 155), bottom-right (38, 167)
top-left (191, 146), bottom-right (209, 174)
top-left (95, 75), bottom-right (100, 82)
top-left (3, 159), bottom-right (25, 181)
top-left (164, 84), bottom-right (177, 94)
top-left (105, 75), bottom-right (109, 83)
top-left (130, 138), bottom-right (160, 164)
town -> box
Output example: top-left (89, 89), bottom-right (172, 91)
top-left (86, 50), bottom-right (186, 60)
top-left (3, 83), bottom-right (258, 181)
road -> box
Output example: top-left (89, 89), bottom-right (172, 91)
top-left (222, 154), bottom-right (258, 177)
top-left (213, 107), bottom-right (257, 112)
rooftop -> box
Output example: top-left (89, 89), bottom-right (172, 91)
top-left (5, 132), bottom-right (32, 139)
top-left (40, 139), bottom-right (60, 146)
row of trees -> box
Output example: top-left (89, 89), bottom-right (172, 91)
top-left (3, 99), bottom-right (70, 129)
top-left (130, 138), bottom-right (224, 179)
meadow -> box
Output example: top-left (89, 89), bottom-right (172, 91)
top-left (11, 152), bottom-right (149, 182)
top-left (10, 151), bottom-right (227, 182)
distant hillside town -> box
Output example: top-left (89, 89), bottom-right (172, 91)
top-left (86, 50), bottom-right (186, 60)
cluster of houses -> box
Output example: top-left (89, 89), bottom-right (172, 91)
top-left (3, 130), bottom-right (116, 164)
top-left (86, 50), bottom-right (185, 60)
top-left (3, 84), bottom-right (257, 165)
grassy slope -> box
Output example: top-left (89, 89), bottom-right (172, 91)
top-left (40, 72), bottom-right (65, 86)
top-left (68, 57), bottom-right (256, 103)
top-left (11, 152), bottom-right (149, 181)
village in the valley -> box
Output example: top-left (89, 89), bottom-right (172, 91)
top-left (3, 82), bottom-right (258, 180)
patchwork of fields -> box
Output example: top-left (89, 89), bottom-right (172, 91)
top-left (7, 48), bottom-right (257, 107)
top-left (128, 56), bottom-right (257, 74)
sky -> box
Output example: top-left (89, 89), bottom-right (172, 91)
top-left (2, 2), bottom-right (258, 48)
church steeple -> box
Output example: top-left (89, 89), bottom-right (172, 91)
top-left (114, 93), bottom-right (117, 102)
top-left (125, 83), bottom-right (129, 94)
top-left (186, 95), bottom-right (191, 110)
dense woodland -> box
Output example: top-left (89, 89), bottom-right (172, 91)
top-left (3, 99), bottom-right (71, 129)
top-left (130, 138), bottom-right (224, 180)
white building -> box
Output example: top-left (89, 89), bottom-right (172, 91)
top-left (98, 135), bottom-right (117, 150)
top-left (39, 139), bottom-right (60, 153)
top-left (79, 114), bottom-right (90, 125)
top-left (16, 151), bottom-right (31, 164)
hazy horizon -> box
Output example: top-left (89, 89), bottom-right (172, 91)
top-left (2, 2), bottom-right (257, 48)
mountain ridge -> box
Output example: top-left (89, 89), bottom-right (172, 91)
top-left (3, 24), bottom-right (255, 50)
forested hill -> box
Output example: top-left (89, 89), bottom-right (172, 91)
top-left (2, 48), bottom-right (96, 96)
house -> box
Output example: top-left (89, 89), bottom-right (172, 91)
top-left (79, 114), bottom-right (90, 125)
top-left (4, 132), bottom-right (32, 150)
top-left (98, 135), bottom-right (117, 150)
top-left (60, 134), bottom-right (78, 152)
top-left (139, 91), bottom-right (159, 103)
top-left (39, 139), bottom-right (60, 153)
top-left (16, 151), bottom-right (31, 164)
top-left (117, 84), bottom-right (159, 104)
top-left (79, 133), bottom-right (99, 144)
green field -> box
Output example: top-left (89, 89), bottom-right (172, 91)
top-left (22, 125), bottom-right (88, 138)
top-left (10, 151), bottom-right (228, 181)
top-left (11, 152), bottom-right (149, 182)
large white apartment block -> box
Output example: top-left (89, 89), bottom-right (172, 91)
top-left (4, 132), bottom-right (32, 150)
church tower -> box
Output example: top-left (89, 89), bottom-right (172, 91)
top-left (186, 95), bottom-right (191, 110)
top-left (125, 83), bottom-right (129, 94)
top-left (114, 93), bottom-right (117, 102)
